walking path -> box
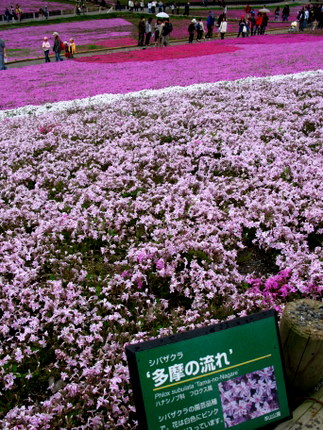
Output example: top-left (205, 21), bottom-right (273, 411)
top-left (1, 1), bottom-right (308, 69)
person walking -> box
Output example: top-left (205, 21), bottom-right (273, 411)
top-left (237, 15), bottom-right (247, 37)
top-left (298, 7), bottom-right (305, 31)
top-left (196, 18), bottom-right (205, 41)
top-left (10, 6), bottom-right (17, 23)
top-left (161, 18), bottom-right (173, 46)
top-left (254, 12), bottom-right (263, 35)
top-left (15, 4), bottom-right (22, 22)
top-left (184, 2), bottom-right (190, 16)
top-left (53, 32), bottom-right (63, 61)
top-left (244, 3), bottom-right (251, 18)
top-left (0, 38), bottom-right (7, 70)
top-left (4, 8), bottom-right (11, 23)
top-left (303, 7), bottom-right (310, 30)
top-left (282, 5), bottom-right (290, 22)
top-left (206, 11), bottom-right (215, 38)
top-left (145, 17), bottom-right (153, 46)
top-left (260, 12), bottom-right (269, 34)
top-left (69, 38), bottom-right (76, 58)
top-left (154, 18), bottom-right (163, 46)
top-left (138, 16), bottom-right (146, 46)
top-left (44, 5), bottom-right (49, 19)
top-left (128, 0), bottom-right (134, 12)
top-left (188, 19), bottom-right (196, 43)
top-left (219, 17), bottom-right (227, 39)
top-left (42, 36), bottom-right (51, 62)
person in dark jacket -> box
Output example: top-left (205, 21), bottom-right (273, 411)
top-left (161, 18), bottom-right (173, 46)
top-left (138, 16), bottom-right (146, 46)
top-left (188, 19), bottom-right (196, 43)
top-left (0, 38), bottom-right (7, 70)
top-left (249, 13), bottom-right (256, 35)
top-left (260, 13), bottom-right (269, 34)
top-left (184, 2), bottom-right (190, 16)
top-left (53, 32), bottom-right (63, 61)
top-left (4, 8), bottom-right (11, 22)
top-left (282, 5), bottom-right (290, 21)
top-left (206, 11), bottom-right (215, 38)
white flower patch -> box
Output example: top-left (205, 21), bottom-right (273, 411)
top-left (0, 70), bottom-right (322, 120)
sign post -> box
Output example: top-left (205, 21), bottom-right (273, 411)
top-left (126, 310), bottom-right (291, 430)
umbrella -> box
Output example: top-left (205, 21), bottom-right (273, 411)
top-left (259, 8), bottom-right (270, 13)
top-left (156, 12), bottom-right (169, 18)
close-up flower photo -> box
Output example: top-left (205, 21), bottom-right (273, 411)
top-left (219, 366), bottom-right (280, 427)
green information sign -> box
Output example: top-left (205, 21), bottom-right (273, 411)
top-left (126, 310), bottom-right (291, 430)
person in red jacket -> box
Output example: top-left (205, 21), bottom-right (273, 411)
top-left (245, 3), bottom-right (251, 18)
top-left (254, 13), bottom-right (263, 35)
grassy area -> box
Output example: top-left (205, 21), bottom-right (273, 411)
top-left (81, 43), bottom-right (107, 49)
top-left (7, 48), bottom-right (30, 54)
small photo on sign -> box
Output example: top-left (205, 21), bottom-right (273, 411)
top-left (219, 366), bottom-right (280, 428)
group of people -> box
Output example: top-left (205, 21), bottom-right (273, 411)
top-left (237, 12), bottom-right (269, 37)
top-left (42, 32), bottom-right (76, 62)
top-left (3, 4), bottom-right (49, 22)
top-left (273, 5), bottom-right (290, 22)
top-left (186, 10), bottom-right (270, 42)
top-left (0, 32), bottom-right (77, 69)
top-left (125, 1), bottom-right (189, 15)
top-left (75, 0), bottom-right (86, 15)
top-left (188, 14), bottom-right (228, 41)
top-left (3, 4), bottom-right (23, 23)
top-left (138, 16), bottom-right (173, 47)
top-left (296, 4), bottom-right (323, 31)
top-left (38, 6), bottom-right (49, 20)
top-left (243, 3), bottom-right (323, 31)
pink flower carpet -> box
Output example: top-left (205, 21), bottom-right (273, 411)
top-left (0, 33), bottom-right (322, 111)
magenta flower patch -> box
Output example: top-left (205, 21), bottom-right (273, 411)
top-left (75, 42), bottom-right (241, 64)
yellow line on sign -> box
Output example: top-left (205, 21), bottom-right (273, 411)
top-left (153, 354), bottom-right (272, 391)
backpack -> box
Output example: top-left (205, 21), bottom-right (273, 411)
top-left (163, 22), bottom-right (173, 36)
top-left (196, 22), bottom-right (201, 31)
top-left (60, 41), bottom-right (65, 50)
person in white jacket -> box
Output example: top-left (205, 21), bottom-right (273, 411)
top-left (42, 36), bottom-right (51, 62)
top-left (219, 17), bottom-right (228, 39)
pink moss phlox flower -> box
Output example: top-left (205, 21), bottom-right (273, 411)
top-left (155, 259), bottom-right (165, 271)
top-left (0, 68), bottom-right (322, 428)
top-left (137, 252), bottom-right (147, 264)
